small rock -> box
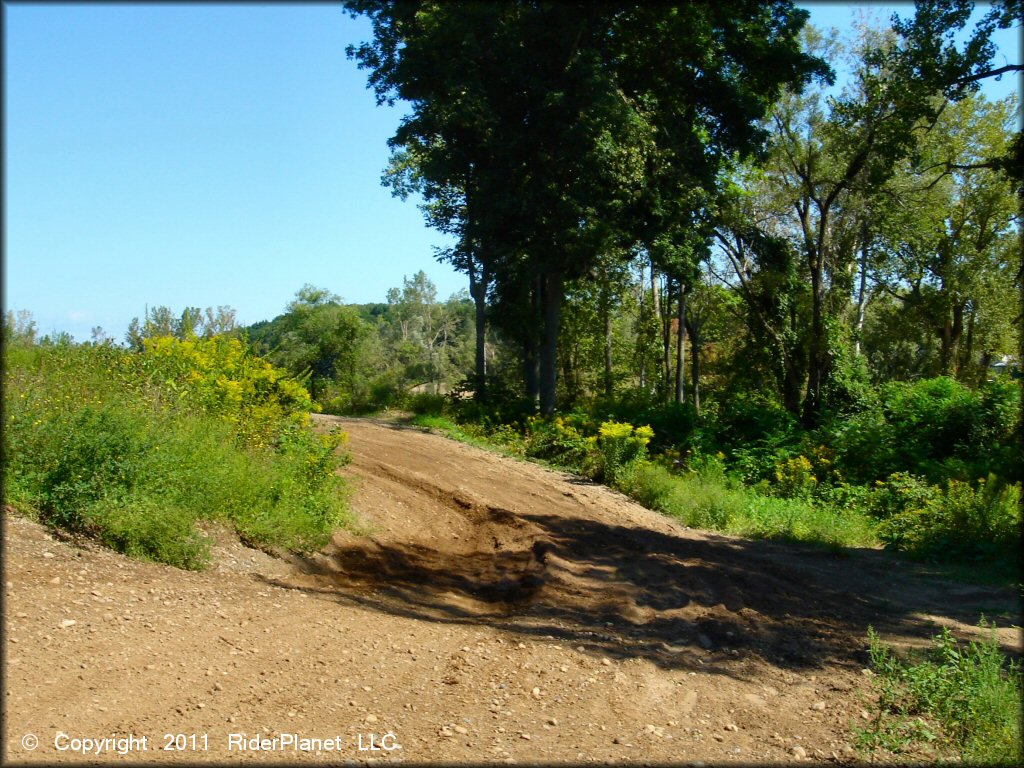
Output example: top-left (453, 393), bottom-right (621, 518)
top-left (810, 701), bottom-right (826, 711)
top-left (601, 658), bottom-right (612, 666)
top-left (520, 733), bottom-right (531, 740)
top-left (860, 709), bottom-right (871, 720)
top-left (531, 687), bottom-right (541, 699)
top-left (453, 725), bottom-right (468, 735)
top-left (60, 619), bottom-right (76, 628)
top-left (43, 552), bottom-right (55, 559)
top-left (440, 727), bottom-right (453, 738)
top-left (713, 734), bottom-right (724, 742)
top-left (791, 745), bottom-right (807, 759)
top-left (547, 718), bottom-right (558, 726)
top-left (696, 633), bottom-right (713, 650)
top-left (49, 577), bottom-right (61, 584)
top-left (724, 724), bottom-right (738, 731)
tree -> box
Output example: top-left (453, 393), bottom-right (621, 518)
top-left (872, 94), bottom-right (1020, 378)
top-left (263, 285), bottom-right (372, 402)
top-left (384, 271), bottom-right (469, 393)
top-left (883, 0), bottom-right (1022, 186)
top-left (346, 1), bottom-right (827, 415)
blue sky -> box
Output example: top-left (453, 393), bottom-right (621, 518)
top-left (4, 3), bottom-right (1020, 342)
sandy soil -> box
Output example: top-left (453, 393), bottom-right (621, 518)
top-left (3, 416), bottom-right (1020, 764)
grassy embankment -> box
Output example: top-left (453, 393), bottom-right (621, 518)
top-left (409, 404), bottom-right (1022, 765)
top-left (3, 337), bottom-right (352, 569)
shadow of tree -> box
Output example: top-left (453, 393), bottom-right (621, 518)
top-left (258, 508), bottom-right (1022, 676)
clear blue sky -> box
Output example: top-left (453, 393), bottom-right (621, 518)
top-left (4, 3), bottom-right (1020, 342)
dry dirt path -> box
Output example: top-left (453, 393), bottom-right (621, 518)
top-left (3, 416), bottom-right (1020, 765)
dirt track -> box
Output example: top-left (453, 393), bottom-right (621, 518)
top-left (3, 416), bottom-right (1020, 764)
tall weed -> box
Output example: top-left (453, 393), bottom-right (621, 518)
top-left (861, 623), bottom-right (1023, 764)
top-left (3, 340), bottom-right (351, 569)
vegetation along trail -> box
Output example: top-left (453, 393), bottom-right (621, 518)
top-left (5, 416), bottom-right (1018, 764)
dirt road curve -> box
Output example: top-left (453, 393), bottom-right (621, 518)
top-left (4, 417), bottom-right (1020, 764)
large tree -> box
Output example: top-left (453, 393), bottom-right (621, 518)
top-left (346, 1), bottom-right (826, 415)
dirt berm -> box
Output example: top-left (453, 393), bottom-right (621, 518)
top-left (3, 416), bottom-right (1020, 764)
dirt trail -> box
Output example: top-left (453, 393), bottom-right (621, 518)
top-left (4, 416), bottom-right (1020, 764)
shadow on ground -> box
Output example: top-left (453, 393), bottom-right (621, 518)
top-left (257, 507), bottom-right (1021, 677)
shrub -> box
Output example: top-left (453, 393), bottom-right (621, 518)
top-left (630, 463), bottom-right (877, 548)
top-left (137, 335), bottom-right (314, 449)
top-left (408, 392), bottom-right (448, 416)
top-left (523, 416), bottom-right (594, 472)
top-left (876, 475), bottom-right (1021, 564)
top-left (3, 340), bottom-right (352, 568)
top-left (596, 420), bottom-right (654, 490)
top-left (861, 623), bottom-right (1023, 764)
top-left (827, 377), bottom-right (1021, 485)
top-left (773, 455), bottom-right (818, 499)
top-left (84, 495), bottom-right (210, 570)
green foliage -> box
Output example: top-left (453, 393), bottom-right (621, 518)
top-left (522, 416), bottom-right (596, 475)
top-left (630, 463), bottom-right (877, 548)
top-left (861, 622), bottom-right (1023, 765)
top-left (137, 335), bottom-right (316, 449)
top-left (596, 421), bottom-right (654, 490)
top-left (824, 377), bottom-right (1021, 484)
top-left (874, 474), bottom-right (1021, 566)
top-left (3, 339), bottom-right (351, 569)
top-left (773, 455), bottom-right (819, 499)
top-left (246, 279), bottom-right (475, 414)
top-left (408, 392), bottom-right (448, 416)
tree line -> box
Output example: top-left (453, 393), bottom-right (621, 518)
top-left (341, 0), bottom-right (1021, 427)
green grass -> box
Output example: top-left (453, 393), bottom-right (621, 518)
top-left (410, 412), bottom-right (880, 551)
top-left (628, 463), bottom-right (879, 549)
top-left (859, 622), bottom-right (1023, 765)
top-left (4, 341), bottom-right (352, 569)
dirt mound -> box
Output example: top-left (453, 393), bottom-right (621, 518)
top-left (3, 416), bottom-right (1019, 764)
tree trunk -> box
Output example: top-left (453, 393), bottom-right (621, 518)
top-left (803, 267), bottom-right (827, 427)
top-left (603, 287), bottom-right (613, 398)
top-left (854, 230), bottom-right (869, 356)
top-left (662, 277), bottom-right (673, 403)
top-left (978, 350), bottom-right (992, 387)
top-left (538, 271), bottom-right (563, 417)
top-left (674, 283), bottom-right (686, 405)
top-left (524, 276), bottom-right (541, 408)
top-left (637, 262), bottom-right (647, 391)
top-left (939, 303), bottom-right (964, 377)
top-left (687, 316), bottom-right (701, 415)
top-left (468, 257), bottom-right (489, 401)
top-left (523, 337), bottom-right (539, 407)
top-left (959, 305), bottom-right (975, 380)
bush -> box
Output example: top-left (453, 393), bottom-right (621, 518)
top-left (408, 392), bottom-right (448, 416)
top-left (875, 474), bottom-right (1021, 565)
top-left (85, 495), bottom-right (210, 570)
top-left (596, 420), bottom-right (653, 490)
top-left (523, 416), bottom-right (595, 473)
top-left (826, 377), bottom-right (1021, 485)
top-left (3, 340), bottom-right (352, 568)
top-left (773, 455), bottom-right (818, 499)
top-left (861, 623), bottom-right (1023, 764)
top-left (630, 463), bottom-right (877, 548)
